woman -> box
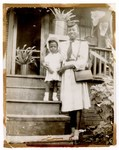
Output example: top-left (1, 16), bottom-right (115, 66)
top-left (58, 21), bottom-right (91, 141)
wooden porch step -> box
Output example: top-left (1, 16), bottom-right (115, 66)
top-left (6, 114), bottom-right (70, 136)
top-left (6, 135), bottom-right (73, 144)
top-left (6, 75), bottom-right (60, 100)
top-left (6, 86), bottom-right (45, 100)
top-left (7, 75), bottom-right (46, 87)
top-left (7, 75), bottom-right (61, 87)
top-left (5, 135), bottom-right (74, 147)
top-left (6, 85), bottom-right (60, 100)
top-left (6, 99), bottom-right (61, 115)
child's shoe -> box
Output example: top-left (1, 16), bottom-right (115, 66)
top-left (43, 92), bottom-right (49, 101)
top-left (53, 92), bottom-right (58, 101)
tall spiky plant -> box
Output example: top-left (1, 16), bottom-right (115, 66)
top-left (50, 8), bottom-right (76, 21)
top-left (16, 44), bottom-right (37, 66)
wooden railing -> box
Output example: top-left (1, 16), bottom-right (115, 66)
top-left (15, 46), bottom-right (112, 78)
top-left (89, 46), bottom-right (112, 77)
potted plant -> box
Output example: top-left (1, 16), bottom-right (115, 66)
top-left (15, 44), bottom-right (37, 75)
top-left (50, 8), bottom-right (77, 35)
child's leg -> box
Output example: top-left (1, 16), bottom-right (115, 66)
top-left (53, 81), bottom-right (58, 92)
top-left (52, 81), bottom-right (58, 101)
top-left (43, 81), bottom-right (50, 101)
top-left (45, 81), bottom-right (50, 92)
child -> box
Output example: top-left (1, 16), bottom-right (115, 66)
top-left (43, 37), bottom-right (62, 101)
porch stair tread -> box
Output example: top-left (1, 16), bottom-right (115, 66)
top-left (7, 74), bottom-right (45, 79)
top-left (6, 135), bottom-right (73, 144)
top-left (7, 99), bottom-right (61, 104)
top-left (7, 114), bottom-right (70, 120)
top-left (7, 85), bottom-right (45, 89)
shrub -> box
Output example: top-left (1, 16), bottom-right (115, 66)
top-left (89, 76), bottom-right (114, 145)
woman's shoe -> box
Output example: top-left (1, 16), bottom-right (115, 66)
top-left (69, 133), bottom-right (74, 140)
top-left (70, 129), bottom-right (79, 141)
top-left (69, 127), bottom-right (75, 140)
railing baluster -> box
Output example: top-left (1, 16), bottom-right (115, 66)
top-left (104, 51), bottom-right (107, 75)
top-left (94, 50), bottom-right (97, 75)
top-left (89, 46), bottom-right (111, 77)
top-left (108, 52), bottom-right (111, 76)
top-left (99, 51), bottom-right (102, 74)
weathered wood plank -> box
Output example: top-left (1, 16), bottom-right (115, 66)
top-left (7, 10), bottom-right (14, 74)
top-left (6, 114), bottom-right (70, 136)
top-left (93, 54), bottom-right (97, 75)
top-left (6, 100), bottom-right (61, 115)
top-left (7, 75), bottom-right (46, 87)
top-left (104, 51), bottom-right (107, 74)
top-left (6, 135), bottom-right (73, 144)
top-left (40, 14), bottom-right (50, 75)
top-left (11, 15), bottom-right (17, 74)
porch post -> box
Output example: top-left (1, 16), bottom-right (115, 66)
top-left (6, 9), bottom-right (17, 75)
top-left (6, 9), bottom-right (14, 74)
top-left (40, 14), bottom-right (50, 75)
top-left (11, 14), bottom-right (17, 74)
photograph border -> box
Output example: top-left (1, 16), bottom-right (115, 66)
top-left (3, 3), bottom-right (117, 148)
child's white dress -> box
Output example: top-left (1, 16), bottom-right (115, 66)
top-left (44, 52), bottom-right (62, 82)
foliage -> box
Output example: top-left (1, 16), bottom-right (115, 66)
top-left (15, 44), bottom-right (37, 66)
top-left (79, 77), bottom-right (114, 145)
top-left (90, 76), bottom-right (114, 112)
top-left (50, 8), bottom-right (76, 21)
top-left (89, 76), bottom-right (114, 145)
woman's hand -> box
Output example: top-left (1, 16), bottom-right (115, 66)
top-left (57, 67), bottom-right (66, 75)
top-left (57, 65), bottom-right (75, 75)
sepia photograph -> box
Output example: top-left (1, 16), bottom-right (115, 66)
top-left (3, 3), bottom-right (116, 148)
